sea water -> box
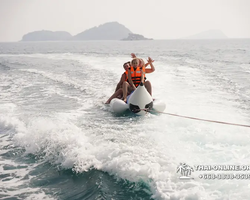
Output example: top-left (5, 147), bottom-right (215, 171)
top-left (0, 39), bottom-right (250, 200)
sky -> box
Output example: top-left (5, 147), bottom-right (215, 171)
top-left (0, 0), bottom-right (250, 42)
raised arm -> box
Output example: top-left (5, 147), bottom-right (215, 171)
top-left (131, 53), bottom-right (136, 58)
top-left (145, 57), bottom-right (155, 73)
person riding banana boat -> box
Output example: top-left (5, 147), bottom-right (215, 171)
top-left (122, 57), bottom-right (155, 102)
top-left (105, 54), bottom-right (155, 104)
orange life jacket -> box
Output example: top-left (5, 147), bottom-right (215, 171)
top-left (126, 66), bottom-right (146, 87)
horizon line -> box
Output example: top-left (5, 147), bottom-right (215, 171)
top-left (1, 38), bottom-right (250, 43)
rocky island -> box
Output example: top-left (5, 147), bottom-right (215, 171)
top-left (73, 22), bottom-right (132, 40)
top-left (22, 30), bottom-right (72, 41)
top-left (21, 22), bottom-right (152, 41)
top-left (122, 33), bottom-right (153, 41)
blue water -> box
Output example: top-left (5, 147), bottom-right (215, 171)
top-left (0, 39), bottom-right (250, 200)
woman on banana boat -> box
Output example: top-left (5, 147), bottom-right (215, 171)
top-left (105, 53), bottom-right (155, 104)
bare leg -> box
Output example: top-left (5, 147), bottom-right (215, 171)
top-left (144, 81), bottom-right (152, 96)
top-left (122, 81), bottom-right (130, 102)
top-left (105, 88), bottom-right (123, 104)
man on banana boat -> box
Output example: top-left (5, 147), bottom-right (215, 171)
top-left (105, 54), bottom-right (155, 104)
top-left (105, 61), bottom-right (130, 104)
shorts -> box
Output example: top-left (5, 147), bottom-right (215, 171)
top-left (126, 91), bottom-right (134, 103)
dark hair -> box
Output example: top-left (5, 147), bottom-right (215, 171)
top-left (123, 61), bottom-right (130, 67)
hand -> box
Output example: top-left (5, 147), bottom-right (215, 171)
top-left (131, 53), bottom-right (136, 58)
top-left (147, 57), bottom-right (154, 63)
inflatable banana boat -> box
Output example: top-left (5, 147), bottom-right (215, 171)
top-left (110, 82), bottom-right (166, 115)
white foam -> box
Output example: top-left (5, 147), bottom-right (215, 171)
top-left (25, 192), bottom-right (56, 200)
top-left (2, 51), bottom-right (250, 199)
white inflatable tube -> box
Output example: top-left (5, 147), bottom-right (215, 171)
top-left (127, 82), bottom-right (153, 115)
top-left (110, 82), bottom-right (166, 115)
top-left (152, 99), bottom-right (166, 113)
top-left (110, 98), bottom-right (129, 114)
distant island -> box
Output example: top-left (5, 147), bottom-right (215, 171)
top-left (122, 33), bottom-right (153, 41)
top-left (21, 22), bottom-right (152, 41)
top-left (21, 24), bottom-right (228, 41)
top-left (184, 29), bottom-right (228, 39)
top-left (22, 30), bottom-right (72, 41)
top-left (73, 22), bottom-right (132, 40)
